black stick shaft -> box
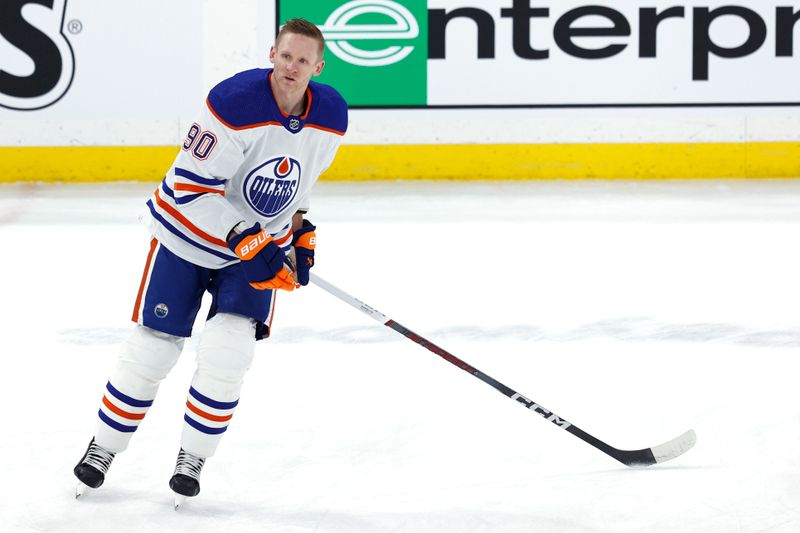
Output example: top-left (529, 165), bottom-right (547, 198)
top-left (310, 273), bottom-right (693, 467)
top-left (383, 319), bottom-right (653, 465)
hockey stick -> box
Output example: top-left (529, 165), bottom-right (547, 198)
top-left (310, 272), bottom-right (696, 467)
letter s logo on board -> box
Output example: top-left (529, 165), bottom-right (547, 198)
top-left (0, 0), bottom-right (75, 111)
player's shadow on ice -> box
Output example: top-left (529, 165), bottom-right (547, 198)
top-left (57, 318), bottom-right (800, 348)
top-left (273, 318), bottom-right (800, 348)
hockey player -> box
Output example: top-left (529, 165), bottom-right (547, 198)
top-left (73, 18), bottom-right (347, 506)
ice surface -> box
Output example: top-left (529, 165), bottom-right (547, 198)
top-left (1, 180), bottom-right (799, 532)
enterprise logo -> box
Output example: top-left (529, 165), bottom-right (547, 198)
top-left (319, 0), bottom-right (419, 67)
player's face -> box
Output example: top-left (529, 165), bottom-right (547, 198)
top-left (269, 33), bottom-right (324, 93)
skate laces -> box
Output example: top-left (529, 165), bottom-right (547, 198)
top-left (83, 441), bottom-right (115, 474)
top-left (173, 449), bottom-right (205, 480)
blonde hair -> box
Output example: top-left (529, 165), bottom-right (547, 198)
top-left (276, 18), bottom-right (325, 59)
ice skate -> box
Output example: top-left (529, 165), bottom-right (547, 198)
top-left (169, 448), bottom-right (205, 509)
top-left (73, 438), bottom-right (115, 497)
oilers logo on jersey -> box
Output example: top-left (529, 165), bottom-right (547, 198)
top-left (242, 156), bottom-right (301, 217)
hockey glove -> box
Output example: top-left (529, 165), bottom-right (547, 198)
top-left (291, 219), bottom-right (316, 286)
top-left (227, 223), bottom-right (295, 291)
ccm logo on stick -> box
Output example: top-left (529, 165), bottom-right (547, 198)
top-left (511, 393), bottom-right (572, 429)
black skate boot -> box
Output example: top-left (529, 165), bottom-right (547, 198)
top-left (74, 438), bottom-right (116, 496)
top-left (169, 448), bottom-right (205, 508)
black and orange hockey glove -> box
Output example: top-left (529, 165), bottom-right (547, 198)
top-left (291, 219), bottom-right (316, 286)
top-left (227, 223), bottom-right (295, 291)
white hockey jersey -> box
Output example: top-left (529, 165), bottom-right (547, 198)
top-left (143, 68), bottom-right (348, 269)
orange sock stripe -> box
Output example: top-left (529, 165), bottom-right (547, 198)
top-left (186, 400), bottom-right (233, 422)
top-left (131, 238), bottom-right (158, 322)
top-left (103, 395), bottom-right (147, 420)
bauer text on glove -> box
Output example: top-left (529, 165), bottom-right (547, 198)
top-left (227, 223), bottom-right (295, 291)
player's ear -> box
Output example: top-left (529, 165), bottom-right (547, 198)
top-left (269, 46), bottom-right (276, 64)
top-left (313, 60), bottom-right (325, 77)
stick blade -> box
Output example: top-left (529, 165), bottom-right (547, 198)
top-left (614, 429), bottom-right (696, 467)
top-left (651, 429), bottom-right (697, 464)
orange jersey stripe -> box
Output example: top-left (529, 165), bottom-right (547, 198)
top-left (131, 238), bottom-right (159, 323)
top-left (304, 123), bottom-right (346, 136)
top-left (300, 88), bottom-right (312, 120)
top-left (274, 231), bottom-right (293, 246)
top-left (103, 395), bottom-right (146, 420)
top-left (186, 400), bottom-right (233, 422)
top-left (268, 72), bottom-right (312, 120)
top-left (173, 183), bottom-right (225, 195)
top-left (154, 188), bottom-right (228, 248)
top-left (276, 88), bottom-right (312, 120)
top-left (207, 97), bottom-right (342, 135)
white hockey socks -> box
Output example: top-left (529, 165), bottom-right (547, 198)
top-left (95, 326), bottom-right (184, 453)
top-left (181, 313), bottom-right (256, 458)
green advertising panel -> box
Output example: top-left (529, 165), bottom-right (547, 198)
top-left (278, 0), bottom-right (427, 106)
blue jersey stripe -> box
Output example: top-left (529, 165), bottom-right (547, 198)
top-left (161, 180), bottom-right (205, 205)
top-left (189, 386), bottom-right (239, 410)
top-left (146, 200), bottom-right (237, 261)
top-left (174, 167), bottom-right (225, 187)
top-left (161, 180), bottom-right (174, 197)
top-left (174, 193), bottom-right (206, 205)
top-left (106, 381), bottom-right (153, 408)
top-left (98, 409), bottom-right (138, 433)
top-left (184, 414), bottom-right (228, 435)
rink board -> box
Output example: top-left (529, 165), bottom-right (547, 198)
top-left (2, 142), bottom-right (800, 182)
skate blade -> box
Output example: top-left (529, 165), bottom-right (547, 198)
top-left (75, 482), bottom-right (91, 499)
top-left (174, 494), bottom-right (187, 510)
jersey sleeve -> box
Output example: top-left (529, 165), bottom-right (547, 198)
top-left (162, 101), bottom-right (248, 241)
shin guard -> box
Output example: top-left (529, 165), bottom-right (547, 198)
top-left (180, 313), bottom-right (256, 458)
top-left (95, 326), bottom-right (184, 453)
